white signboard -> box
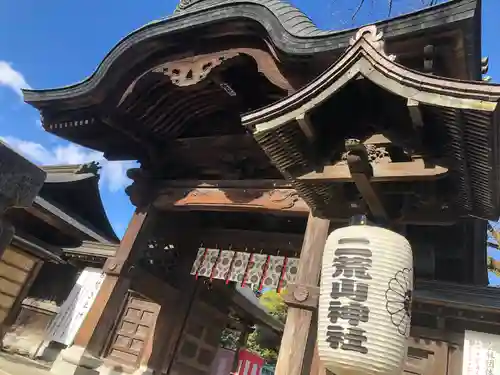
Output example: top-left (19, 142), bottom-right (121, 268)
top-left (463, 330), bottom-right (500, 375)
top-left (45, 267), bottom-right (105, 346)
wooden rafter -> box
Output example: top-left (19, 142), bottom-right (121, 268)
top-left (295, 113), bottom-right (315, 142)
top-left (297, 158), bottom-right (448, 182)
top-left (407, 98), bottom-right (424, 129)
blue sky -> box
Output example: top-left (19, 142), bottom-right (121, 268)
top-left (0, 0), bottom-right (499, 281)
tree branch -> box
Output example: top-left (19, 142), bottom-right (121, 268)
top-left (352, 0), bottom-right (366, 20)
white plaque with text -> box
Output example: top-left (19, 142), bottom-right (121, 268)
top-left (45, 268), bottom-right (105, 346)
top-left (463, 330), bottom-right (500, 375)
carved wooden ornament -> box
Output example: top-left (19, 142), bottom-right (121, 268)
top-left (152, 51), bottom-right (239, 87)
top-left (154, 187), bottom-right (307, 213)
top-left (349, 25), bottom-right (396, 61)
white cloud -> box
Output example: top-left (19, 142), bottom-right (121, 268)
top-left (0, 61), bottom-right (31, 98)
top-left (1, 136), bottom-right (134, 193)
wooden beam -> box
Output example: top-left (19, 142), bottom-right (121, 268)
top-left (296, 113), bottom-right (315, 142)
top-left (298, 158), bottom-right (448, 182)
top-left (172, 134), bottom-right (255, 148)
top-left (129, 266), bottom-right (178, 304)
top-left (275, 213), bottom-right (330, 375)
top-left (152, 186), bottom-right (456, 225)
top-left (346, 142), bottom-right (388, 221)
top-left (282, 284), bottom-right (320, 310)
top-left (26, 198), bottom-right (112, 243)
top-left (407, 99), bottom-right (424, 129)
top-left (99, 110), bottom-right (157, 159)
top-left (153, 187), bottom-right (309, 216)
top-left (24, 206), bottom-right (76, 236)
top-left (158, 179), bottom-right (293, 189)
top-left (198, 229), bottom-right (304, 253)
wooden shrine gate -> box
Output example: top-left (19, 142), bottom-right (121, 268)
top-left (23, 2), bottom-right (500, 374)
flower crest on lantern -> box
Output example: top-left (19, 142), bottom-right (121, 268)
top-left (385, 268), bottom-right (413, 336)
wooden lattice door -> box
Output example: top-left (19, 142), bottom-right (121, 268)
top-left (106, 293), bottom-right (160, 367)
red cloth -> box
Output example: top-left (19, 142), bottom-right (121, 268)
top-left (237, 349), bottom-right (265, 375)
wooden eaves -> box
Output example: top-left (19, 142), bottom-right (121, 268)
top-left (242, 25), bottom-right (500, 220)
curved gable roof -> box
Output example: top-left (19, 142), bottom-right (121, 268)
top-left (242, 25), bottom-right (500, 219)
top-left (22, 0), bottom-right (480, 109)
top-left (244, 25), bottom-right (499, 132)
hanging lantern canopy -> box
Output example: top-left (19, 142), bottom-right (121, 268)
top-left (317, 225), bottom-right (413, 375)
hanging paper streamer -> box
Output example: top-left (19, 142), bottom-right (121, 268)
top-left (278, 256), bottom-right (288, 292)
top-left (281, 257), bottom-right (299, 290)
top-left (189, 247), bottom-right (300, 290)
top-left (190, 248), bottom-right (206, 275)
top-left (260, 255), bottom-right (285, 291)
top-left (212, 250), bottom-right (235, 280)
top-left (197, 248), bottom-right (220, 278)
top-left (245, 254), bottom-right (268, 288)
top-left (227, 252), bottom-right (251, 284)
top-left (258, 256), bottom-right (271, 291)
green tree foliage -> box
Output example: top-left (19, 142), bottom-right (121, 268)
top-left (247, 329), bottom-right (280, 363)
top-left (220, 328), bottom-right (241, 350)
top-left (245, 290), bottom-right (288, 363)
top-left (259, 290), bottom-right (288, 324)
top-left (488, 256), bottom-right (500, 277)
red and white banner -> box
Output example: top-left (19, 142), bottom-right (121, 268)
top-left (236, 350), bottom-right (265, 375)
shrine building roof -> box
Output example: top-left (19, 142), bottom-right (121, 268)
top-left (38, 163), bottom-right (119, 243)
top-left (242, 25), bottom-right (500, 220)
top-left (20, 0), bottom-right (500, 221)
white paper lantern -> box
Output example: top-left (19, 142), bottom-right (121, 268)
top-left (317, 225), bottom-right (413, 375)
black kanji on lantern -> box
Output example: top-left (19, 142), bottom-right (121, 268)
top-left (326, 326), bottom-right (369, 354)
top-left (331, 278), bottom-right (368, 302)
top-left (328, 300), bottom-right (369, 326)
top-left (326, 239), bottom-right (372, 354)
top-left (332, 256), bottom-right (372, 279)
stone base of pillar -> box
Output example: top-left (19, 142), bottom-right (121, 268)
top-left (50, 345), bottom-right (102, 375)
top-left (131, 365), bottom-right (154, 375)
top-left (50, 346), bottom-right (155, 375)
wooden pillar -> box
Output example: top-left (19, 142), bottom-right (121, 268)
top-left (309, 346), bottom-right (327, 375)
top-left (73, 209), bottom-right (153, 355)
top-left (50, 209), bottom-right (155, 375)
top-left (160, 229), bottom-right (203, 375)
top-left (275, 213), bottom-right (330, 375)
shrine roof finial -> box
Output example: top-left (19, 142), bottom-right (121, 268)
top-left (172, 0), bottom-right (327, 38)
top-left (175, 0), bottom-right (206, 11)
top-left (349, 25), bottom-right (396, 61)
